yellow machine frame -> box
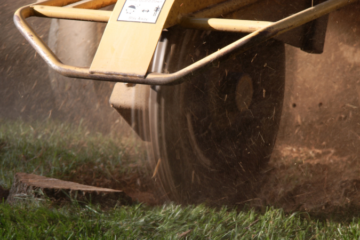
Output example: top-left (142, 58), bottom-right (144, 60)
top-left (14, 0), bottom-right (358, 85)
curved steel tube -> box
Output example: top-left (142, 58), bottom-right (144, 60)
top-left (14, 0), bottom-right (357, 85)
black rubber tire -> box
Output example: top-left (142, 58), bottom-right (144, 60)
top-left (147, 29), bottom-right (285, 205)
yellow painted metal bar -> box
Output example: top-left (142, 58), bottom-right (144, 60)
top-left (34, 0), bottom-right (83, 7)
top-left (181, 18), bottom-right (272, 33)
top-left (14, 0), bottom-right (359, 84)
top-left (34, 0), bottom-right (259, 27)
top-left (32, 5), bottom-right (271, 32)
top-left (14, 6), bottom-right (88, 77)
top-left (71, 0), bottom-right (116, 9)
top-left (35, 0), bottom-right (114, 9)
top-left (33, 5), bottom-right (111, 21)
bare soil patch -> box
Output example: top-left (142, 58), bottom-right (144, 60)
top-left (254, 145), bottom-right (360, 217)
top-left (63, 162), bottom-right (162, 206)
top-left (56, 143), bottom-right (360, 218)
top-left (2, 143), bottom-right (359, 218)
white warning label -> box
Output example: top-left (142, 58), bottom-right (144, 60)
top-left (118, 0), bottom-right (166, 24)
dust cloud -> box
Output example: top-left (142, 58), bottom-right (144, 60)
top-left (2, 0), bottom-right (360, 215)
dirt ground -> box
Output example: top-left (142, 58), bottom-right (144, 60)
top-left (2, 0), bottom-right (360, 216)
top-left (265, 3), bottom-right (360, 215)
top-left (64, 161), bottom-right (163, 206)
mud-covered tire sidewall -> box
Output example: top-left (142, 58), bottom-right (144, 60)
top-left (149, 29), bottom-right (285, 204)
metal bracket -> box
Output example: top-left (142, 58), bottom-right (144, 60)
top-left (14, 0), bottom-right (358, 85)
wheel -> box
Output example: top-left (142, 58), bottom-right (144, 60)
top-left (146, 29), bottom-right (285, 204)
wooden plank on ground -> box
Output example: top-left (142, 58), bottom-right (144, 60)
top-left (7, 173), bottom-right (132, 206)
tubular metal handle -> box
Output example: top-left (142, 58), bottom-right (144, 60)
top-left (14, 0), bottom-right (358, 85)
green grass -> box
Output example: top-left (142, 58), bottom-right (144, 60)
top-left (2, 203), bottom-right (360, 239)
top-left (0, 119), bottom-right (142, 189)
top-left (1, 119), bottom-right (360, 239)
